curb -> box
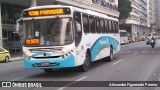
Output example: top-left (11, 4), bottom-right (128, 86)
top-left (10, 58), bottom-right (22, 62)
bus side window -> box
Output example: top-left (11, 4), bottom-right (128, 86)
top-left (100, 19), bottom-right (105, 33)
top-left (89, 16), bottom-right (96, 33)
top-left (108, 20), bottom-right (112, 33)
top-left (96, 17), bottom-right (100, 33)
top-left (82, 14), bottom-right (89, 33)
top-left (116, 22), bottom-right (119, 33)
top-left (105, 19), bottom-right (108, 33)
top-left (112, 21), bottom-right (115, 33)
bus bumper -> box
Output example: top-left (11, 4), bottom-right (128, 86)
top-left (23, 55), bottom-right (76, 69)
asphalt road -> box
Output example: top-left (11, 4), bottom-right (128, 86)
top-left (1, 39), bottom-right (160, 90)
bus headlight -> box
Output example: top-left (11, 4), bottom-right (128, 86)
top-left (61, 50), bottom-right (73, 59)
top-left (24, 54), bottom-right (31, 60)
top-left (61, 55), bottom-right (65, 59)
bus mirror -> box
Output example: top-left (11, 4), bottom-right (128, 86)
top-left (16, 19), bottom-right (23, 35)
top-left (75, 22), bottom-right (81, 32)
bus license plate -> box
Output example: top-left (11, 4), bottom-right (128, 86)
top-left (41, 62), bottom-right (50, 66)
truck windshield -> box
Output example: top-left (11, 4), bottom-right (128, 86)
top-left (23, 18), bottom-right (73, 46)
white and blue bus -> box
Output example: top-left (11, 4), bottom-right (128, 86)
top-left (119, 30), bottom-right (128, 44)
top-left (16, 5), bottom-right (120, 72)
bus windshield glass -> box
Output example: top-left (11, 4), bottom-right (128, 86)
top-left (120, 31), bottom-right (127, 37)
top-left (23, 18), bottom-right (73, 46)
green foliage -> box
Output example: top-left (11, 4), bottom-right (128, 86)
top-left (118, 0), bottom-right (132, 20)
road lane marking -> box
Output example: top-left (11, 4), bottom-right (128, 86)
top-left (142, 51), bottom-right (145, 53)
top-left (145, 51), bottom-right (149, 54)
top-left (133, 52), bottom-right (139, 55)
top-left (9, 72), bottom-right (43, 81)
top-left (57, 76), bottom-right (87, 90)
top-left (112, 60), bottom-right (123, 66)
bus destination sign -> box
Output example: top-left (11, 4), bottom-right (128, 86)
top-left (23, 8), bottom-right (71, 17)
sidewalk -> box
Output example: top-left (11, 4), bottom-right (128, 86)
top-left (10, 52), bottom-right (22, 62)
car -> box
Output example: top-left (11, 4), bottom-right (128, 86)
top-left (0, 48), bottom-right (10, 62)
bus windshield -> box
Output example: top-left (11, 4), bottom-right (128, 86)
top-left (23, 18), bottom-right (74, 46)
top-left (120, 31), bottom-right (127, 37)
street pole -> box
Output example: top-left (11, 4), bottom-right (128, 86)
top-left (29, 0), bottom-right (37, 7)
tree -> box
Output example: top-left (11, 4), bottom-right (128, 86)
top-left (118, 0), bottom-right (132, 20)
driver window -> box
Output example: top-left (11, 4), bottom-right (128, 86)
top-left (74, 11), bottom-right (82, 47)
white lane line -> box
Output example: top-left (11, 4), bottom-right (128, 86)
top-left (126, 51), bottom-right (130, 53)
top-left (133, 52), bottom-right (139, 55)
top-left (11, 76), bottom-right (27, 81)
top-left (145, 51), bottom-right (149, 54)
top-left (119, 52), bottom-right (123, 53)
top-left (57, 76), bottom-right (87, 90)
top-left (142, 51), bottom-right (145, 53)
top-left (10, 72), bottom-right (43, 81)
top-left (112, 60), bottom-right (123, 66)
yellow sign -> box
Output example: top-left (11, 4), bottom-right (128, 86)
top-left (28, 9), bottom-right (64, 17)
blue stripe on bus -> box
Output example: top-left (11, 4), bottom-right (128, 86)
top-left (23, 54), bottom-right (75, 68)
top-left (91, 36), bottom-right (119, 61)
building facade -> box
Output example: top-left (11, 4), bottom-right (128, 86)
top-left (0, 0), bottom-right (55, 53)
top-left (122, 0), bottom-right (159, 39)
top-left (156, 0), bottom-right (160, 33)
top-left (55, 0), bottom-right (119, 18)
top-left (124, 0), bottom-right (149, 39)
top-left (147, 0), bottom-right (159, 33)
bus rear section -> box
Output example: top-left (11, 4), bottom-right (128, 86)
top-left (119, 30), bottom-right (128, 44)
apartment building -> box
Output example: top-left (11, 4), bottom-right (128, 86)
top-left (156, 0), bottom-right (160, 33)
top-left (122, 0), bottom-right (159, 38)
top-left (124, 0), bottom-right (149, 38)
top-left (148, 0), bottom-right (159, 33)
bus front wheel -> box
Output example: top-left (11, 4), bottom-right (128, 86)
top-left (79, 53), bottom-right (91, 72)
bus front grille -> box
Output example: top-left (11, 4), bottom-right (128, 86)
top-left (32, 56), bottom-right (61, 59)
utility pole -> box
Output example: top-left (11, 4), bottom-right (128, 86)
top-left (29, 0), bottom-right (37, 7)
